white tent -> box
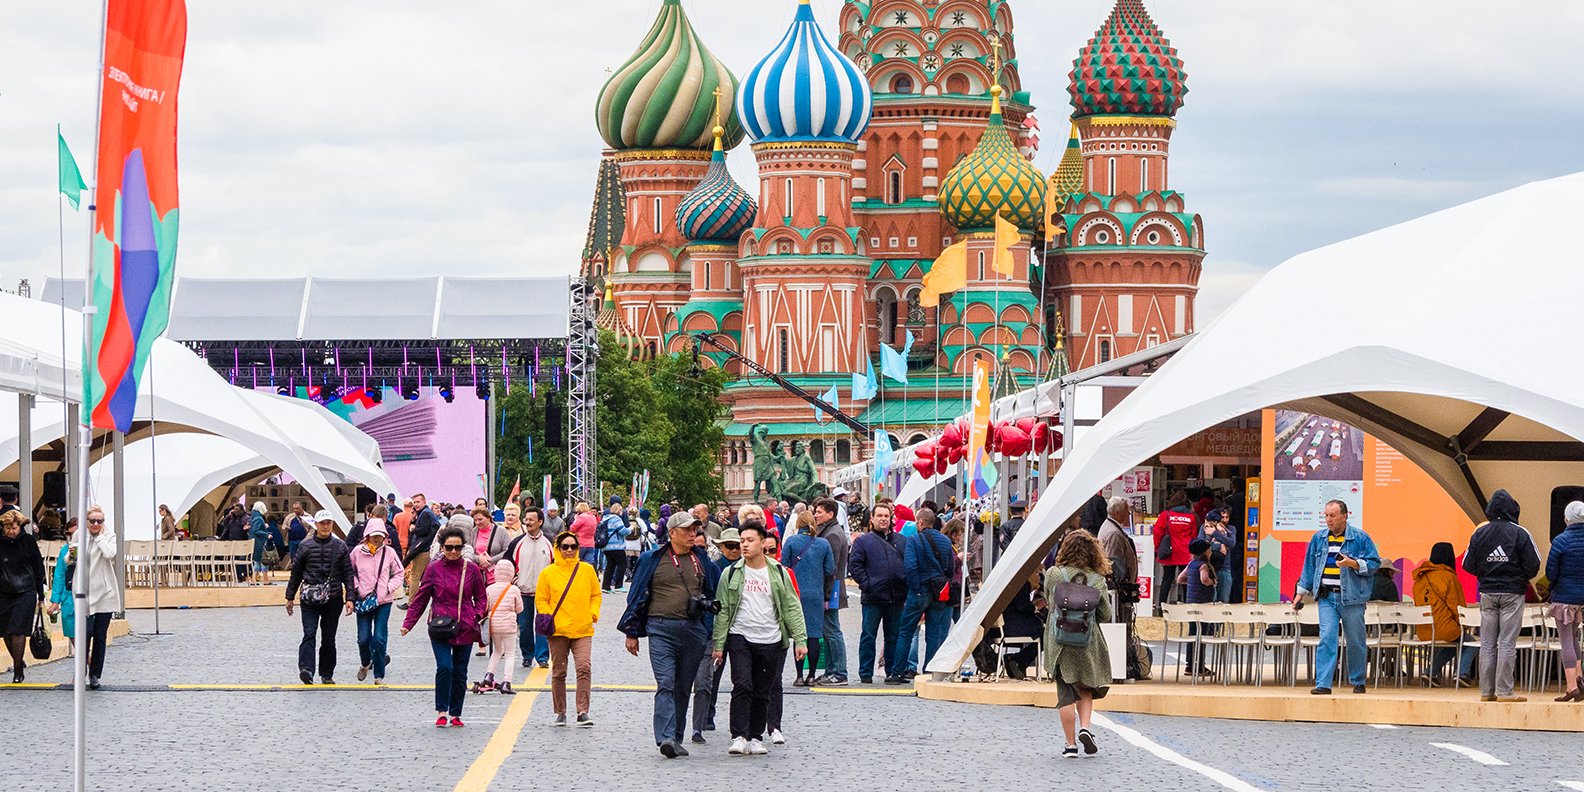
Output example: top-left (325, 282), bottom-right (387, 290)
top-left (928, 171), bottom-right (1584, 674)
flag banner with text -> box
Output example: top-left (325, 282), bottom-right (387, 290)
top-left (88, 0), bottom-right (187, 431)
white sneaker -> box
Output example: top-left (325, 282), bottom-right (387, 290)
top-left (748, 739), bottom-right (768, 755)
top-left (727, 736), bottom-right (748, 756)
top-left (769, 729), bottom-right (785, 745)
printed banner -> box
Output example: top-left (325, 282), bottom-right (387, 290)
top-left (965, 357), bottom-right (997, 498)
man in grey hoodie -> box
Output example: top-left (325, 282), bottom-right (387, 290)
top-left (1463, 489), bottom-right (1540, 702)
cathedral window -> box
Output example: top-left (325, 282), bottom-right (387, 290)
top-left (1141, 159), bottom-right (1150, 192)
top-left (836, 440), bottom-right (852, 464)
top-left (1098, 337), bottom-right (1113, 363)
top-left (703, 263), bottom-right (711, 290)
top-left (1107, 158), bottom-right (1117, 195)
top-left (653, 197), bottom-right (662, 234)
top-left (891, 74), bottom-right (914, 93)
top-left (809, 439), bottom-right (826, 463)
top-left (887, 171), bottom-right (904, 204)
top-left (778, 329), bottom-right (790, 373)
top-left (906, 290), bottom-right (925, 324)
top-left (784, 179), bottom-right (794, 216)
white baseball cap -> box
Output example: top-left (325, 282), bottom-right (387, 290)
top-left (313, 509), bottom-right (336, 523)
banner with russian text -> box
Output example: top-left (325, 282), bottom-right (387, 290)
top-left (88, 0), bottom-right (187, 431)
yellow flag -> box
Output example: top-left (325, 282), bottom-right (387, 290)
top-left (920, 240), bottom-right (969, 307)
top-left (991, 212), bottom-right (1019, 275)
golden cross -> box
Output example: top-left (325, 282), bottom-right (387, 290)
top-left (712, 86), bottom-right (724, 127)
top-left (989, 34), bottom-right (1002, 80)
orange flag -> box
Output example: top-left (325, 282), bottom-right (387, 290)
top-left (920, 240), bottom-right (968, 307)
top-left (991, 212), bottom-right (1019, 276)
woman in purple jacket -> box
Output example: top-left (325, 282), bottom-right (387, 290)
top-left (402, 526), bottom-right (488, 727)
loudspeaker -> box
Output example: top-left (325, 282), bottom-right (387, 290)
top-left (1550, 486), bottom-right (1584, 541)
top-left (42, 471), bottom-right (66, 507)
top-left (545, 396), bottom-right (564, 448)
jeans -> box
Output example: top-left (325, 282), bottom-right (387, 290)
top-left (1215, 568), bottom-right (1234, 604)
top-left (1479, 592), bottom-right (1524, 697)
top-left (355, 603), bottom-right (391, 679)
top-left (859, 601), bottom-right (904, 679)
top-left (726, 634), bottom-right (783, 740)
top-left (602, 550), bottom-right (628, 590)
top-left (1315, 595), bottom-right (1366, 688)
top-left (821, 608), bottom-right (848, 677)
top-left (86, 612), bottom-right (112, 678)
top-left (646, 617), bottom-right (708, 745)
top-left (691, 653), bottom-right (725, 732)
top-left (1431, 644), bottom-right (1477, 679)
top-left (768, 645), bottom-right (786, 731)
top-left (896, 593), bottom-right (952, 673)
top-left (431, 640), bottom-right (471, 716)
top-left (579, 548), bottom-right (601, 570)
top-left (518, 600), bottom-right (550, 665)
top-left (298, 600), bottom-right (342, 679)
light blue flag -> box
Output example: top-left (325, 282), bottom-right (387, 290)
top-left (879, 343), bottom-right (908, 385)
top-left (871, 430), bottom-right (894, 489)
top-left (903, 329), bottom-right (915, 357)
top-left (851, 358), bottom-right (878, 401)
top-left (814, 384), bottom-right (840, 421)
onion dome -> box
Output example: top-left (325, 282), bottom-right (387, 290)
top-left (1048, 126), bottom-right (1085, 210)
top-left (1069, 0), bottom-right (1188, 118)
top-left (597, 284), bottom-right (649, 359)
top-left (596, 0), bottom-right (744, 151)
top-left (737, 0), bottom-right (872, 144)
top-left (675, 127), bottom-right (758, 244)
top-left (939, 86), bottom-right (1047, 233)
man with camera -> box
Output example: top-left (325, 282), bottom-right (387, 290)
top-left (619, 510), bottom-right (723, 758)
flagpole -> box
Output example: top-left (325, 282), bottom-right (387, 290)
top-left (75, 3), bottom-right (110, 791)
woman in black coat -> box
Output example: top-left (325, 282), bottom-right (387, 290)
top-left (0, 511), bottom-right (46, 682)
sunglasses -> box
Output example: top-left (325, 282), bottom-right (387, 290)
top-left (559, 546), bottom-right (579, 553)
top-left (721, 542), bottom-right (740, 550)
top-left (87, 518), bottom-right (105, 524)
top-left (441, 544), bottom-right (464, 552)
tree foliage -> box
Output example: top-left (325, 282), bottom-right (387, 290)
top-left (492, 331), bottom-right (727, 508)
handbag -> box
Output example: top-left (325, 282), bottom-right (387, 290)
top-left (353, 547), bottom-right (389, 614)
top-left (427, 565), bottom-right (470, 643)
top-left (29, 606), bottom-right (53, 660)
top-left (534, 564), bottom-right (579, 637)
top-left (301, 581), bottom-right (336, 606)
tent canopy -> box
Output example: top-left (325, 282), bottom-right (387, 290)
top-left (928, 171), bottom-right (1584, 674)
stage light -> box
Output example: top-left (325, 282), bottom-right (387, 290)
top-left (438, 384), bottom-right (455, 403)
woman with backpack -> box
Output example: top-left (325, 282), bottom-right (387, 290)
top-left (1042, 530), bottom-right (1113, 759)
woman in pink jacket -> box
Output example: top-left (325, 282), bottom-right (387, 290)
top-left (476, 559), bottom-right (525, 694)
top-left (348, 520), bottom-right (405, 685)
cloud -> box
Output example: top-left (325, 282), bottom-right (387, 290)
top-left (0, 0), bottom-right (1580, 329)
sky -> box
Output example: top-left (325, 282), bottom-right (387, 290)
top-left (2, 0), bottom-right (1581, 324)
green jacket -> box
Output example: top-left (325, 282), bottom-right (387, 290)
top-left (711, 558), bottom-right (808, 651)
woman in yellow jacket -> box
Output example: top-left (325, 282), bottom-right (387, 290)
top-left (536, 531), bottom-right (602, 726)
top-left (1411, 542), bottom-right (1476, 687)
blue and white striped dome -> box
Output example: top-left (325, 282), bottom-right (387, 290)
top-left (737, 0), bottom-right (872, 144)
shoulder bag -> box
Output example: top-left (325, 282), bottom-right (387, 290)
top-left (1051, 571), bottom-right (1102, 647)
top-left (353, 547), bottom-right (389, 615)
top-left (427, 565), bottom-right (470, 643)
top-left (29, 605), bottom-right (52, 660)
top-left (534, 564), bottom-right (579, 637)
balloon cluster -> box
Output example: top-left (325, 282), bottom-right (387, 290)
top-left (911, 416), bottom-right (1061, 477)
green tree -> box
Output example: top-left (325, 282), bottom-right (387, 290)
top-left (650, 351), bottom-right (728, 504)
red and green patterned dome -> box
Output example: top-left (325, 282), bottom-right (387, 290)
top-left (1069, 0), bottom-right (1187, 118)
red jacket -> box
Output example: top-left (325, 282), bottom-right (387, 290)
top-left (1152, 507), bottom-right (1198, 567)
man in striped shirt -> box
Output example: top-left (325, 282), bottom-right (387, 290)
top-left (1294, 500), bottom-right (1380, 695)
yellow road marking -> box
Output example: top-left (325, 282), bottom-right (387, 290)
top-left (454, 667), bottom-right (547, 792)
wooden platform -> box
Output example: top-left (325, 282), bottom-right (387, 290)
top-left (124, 584), bottom-right (286, 610)
top-left (916, 677), bottom-right (1584, 732)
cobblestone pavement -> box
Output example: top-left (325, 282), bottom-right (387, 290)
top-left (9, 602), bottom-right (1584, 791)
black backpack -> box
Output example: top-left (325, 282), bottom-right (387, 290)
top-left (1050, 572), bottom-right (1102, 647)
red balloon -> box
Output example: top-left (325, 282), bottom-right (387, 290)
top-left (913, 457), bottom-right (936, 477)
top-left (1015, 416), bottom-right (1037, 435)
top-left (934, 447), bottom-right (949, 475)
top-left (955, 417), bottom-right (971, 439)
top-left (940, 423), bottom-right (964, 449)
top-left (1000, 426), bottom-right (1032, 457)
top-left (913, 439), bottom-right (937, 460)
top-left (986, 420), bottom-right (1005, 452)
top-left (1048, 430), bottom-right (1064, 452)
top-left (1031, 422), bottom-right (1050, 454)
top-left (946, 444), bottom-right (965, 464)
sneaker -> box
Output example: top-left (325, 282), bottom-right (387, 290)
top-left (576, 713), bottom-right (593, 727)
top-left (659, 740), bottom-right (679, 758)
top-left (435, 715), bottom-right (449, 728)
top-left (770, 729), bottom-right (785, 745)
top-left (815, 674), bottom-right (848, 687)
top-left (1456, 675), bottom-right (1477, 688)
top-left (538, 660), bottom-right (550, 669)
top-left (522, 658), bottom-right (533, 668)
top-left (691, 732), bottom-right (707, 744)
top-left (498, 683), bottom-right (515, 695)
top-left (674, 744), bottom-right (689, 757)
top-left (728, 736), bottom-right (748, 755)
top-left (373, 678), bottom-right (384, 686)
top-left (748, 739), bottom-right (768, 755)
top-left (1310, 686), bottom-right (1331, 695)
top-left (300, 670), bottom-right (313, 685)
top-left (1352, 684), bottom-right (1367, 694)
top-left (884, 675), bottom-right (905, 685)
top-left (357, 665), bottom-right (370, 682)
top-left (1062, 745), bottom-right (1079, 759)
top-left (321, 677), bottom-right (335, 686)
top-left (88, 677), bottom-right (101, 690)
top-left (1077, 728), bottom-right (1098, 755)
top-left (449, 717), bottom-right (465, 727)
top-left (901, 671), bottom-right (917, 681)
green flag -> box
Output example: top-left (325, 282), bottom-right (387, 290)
top-left (57, 125), bottom-right (86, 210)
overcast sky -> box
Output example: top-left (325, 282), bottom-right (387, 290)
top-left (3, 1), bottom-right (1581, 323)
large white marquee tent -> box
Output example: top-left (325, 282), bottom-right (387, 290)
top-left (929, 171), bottom-right (1584, 675)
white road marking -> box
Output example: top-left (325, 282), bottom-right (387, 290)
top-left (1554, 782), bottom-right (1584, 790)
top-left (1092, 714), bottom-right (1265, 791)
top-left (1366, 724), bottom-right (1399, 729)
top-left (1431, 743), bottom-right (1508, 766)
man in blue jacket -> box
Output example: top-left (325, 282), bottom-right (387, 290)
top-left (619, 511), bottom-right (722, 759)
top-left (894, 508), bottom-right (957, 678)
top-left (1294, 499), bottom-right (1380, 694)
top-left (850, 502), bottom-right (908, 684)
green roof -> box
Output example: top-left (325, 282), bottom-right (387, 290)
top-left (858, 397), bottom-right (969, 427)
top-left (723, 422), bottom-right (860, 437)
top-left (869, 259), bottom-right (928, 279)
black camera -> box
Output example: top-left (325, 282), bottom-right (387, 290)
top-left (688, 595), bottom-right (721, 619)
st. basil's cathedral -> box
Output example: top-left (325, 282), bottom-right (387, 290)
top-left (584, 0), bottom-right (1203, 502)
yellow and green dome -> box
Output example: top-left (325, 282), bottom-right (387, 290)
top-left (1047, 125), bottom-right (1085, 212)
top-left (938, 86), bottom-right (1047, 233)
top-left (596, 0), bottom-right (745, 151)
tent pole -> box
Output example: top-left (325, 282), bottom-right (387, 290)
top-left (486, 380), bottom-right (498, 505)
top-left (18, 394), bottom-right (32, 523)
top-left (111, 430), bottom-right (125, 618)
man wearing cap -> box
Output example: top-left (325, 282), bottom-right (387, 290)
top-left (619, 511), bottom-right (723, 758)
top-left (543, 499), bottom-right (566, 537)
top-left (286, 509), bottom-right (355, 685)
top-left (998, 500), bottom-right (1027, 553)
top-left (690, 527), bottom-right (742, 742)
top-left (831, 488), bottom-right (850, 530)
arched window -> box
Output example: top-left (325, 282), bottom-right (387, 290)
top-left (945, 73), bottom-right (970, 95)
top-left (906, 289), bottom-right (925, 324)
top-left (1107, 158), bottom-right (1117, 196)
top-left (891, 74), bottom-right (914, 94)
top-left (1098, 338), bottom-right (1113, 363)
top-left (1140, 159), bottom-right (1151, 193)
top-left (887, 171), bottom-right (903, 205)
top-left (836, 439), bottom-right (852, 464)
top-left (809, 439), bottom-right (826, 463)
top-left (778, 329), bottom-right (791, 373)
top-left (878, 292), bottom-right (899, 343)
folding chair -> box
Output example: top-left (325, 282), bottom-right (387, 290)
top-left (1457, 605), bottom-right (1482, 690)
